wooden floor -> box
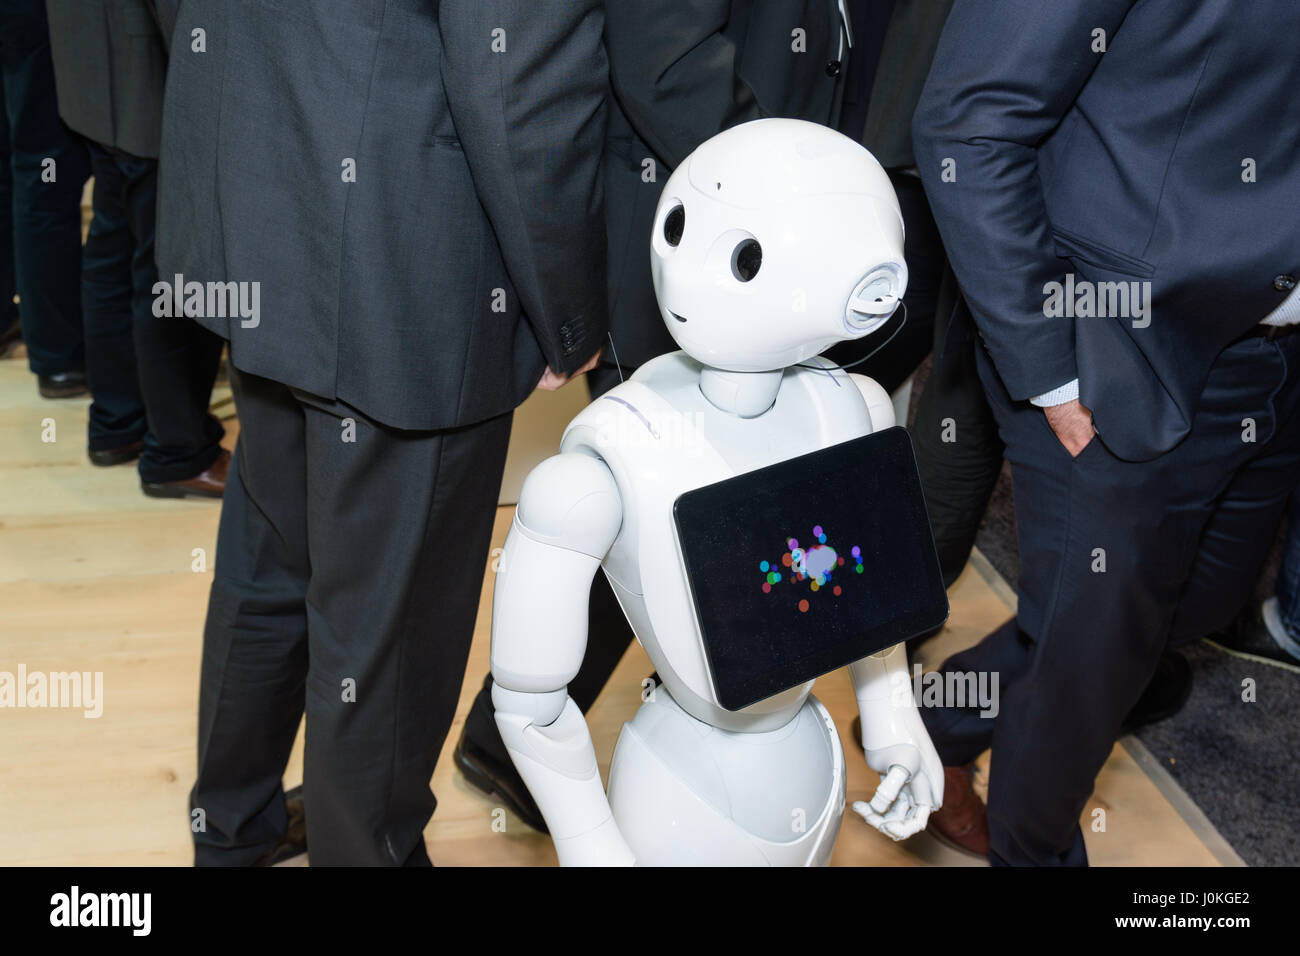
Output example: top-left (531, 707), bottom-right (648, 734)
top-left (0, 355), bottom-right (1224, 866)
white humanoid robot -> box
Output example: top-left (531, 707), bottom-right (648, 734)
top-left (490, 118), bottom-right (944, 866)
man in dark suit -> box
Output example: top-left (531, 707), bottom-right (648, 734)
top-left (156, 0), bottom-right (608, 865)
top-left (0, 0), bottom-right (89, 397)
top-left (827, 0), bottom-right (952, 396)
top-left (45, 0), bottom-right (228, 491)
top-left (913, 0), bottom-right (1300, 865)
top-left (454, 0), bottom-right (856, 832)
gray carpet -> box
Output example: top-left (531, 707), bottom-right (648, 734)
top-left (906, 357), bottom-right (1300, 866)
top-left (1135, 641), bottom-right (1300, 866)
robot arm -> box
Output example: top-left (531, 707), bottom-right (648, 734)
top-left (848, 644), bottom-right (945, 841)
top-left (490, 452), bottom-right (635, 866)
top-left (846, 373), bottom-right (944, 838)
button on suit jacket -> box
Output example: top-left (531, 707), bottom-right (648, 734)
top-left (155, 0), bottom-right (609, 431)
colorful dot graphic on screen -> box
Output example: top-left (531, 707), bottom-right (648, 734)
top-left (759, 526), bottom-right (862, 611)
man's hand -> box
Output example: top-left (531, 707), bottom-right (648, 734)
top-left (1043, 398), bottom-right (1096, 457)
top-left (536, 349), bottom-right (603, 391)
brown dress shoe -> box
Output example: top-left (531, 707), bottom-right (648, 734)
top-left (928, 764), bottom-right (990, 858)
top-left (141, 448), bottom-right (230, 499)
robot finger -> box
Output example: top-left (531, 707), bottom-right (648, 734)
top-left (882, 788), bottom-right (914, 829)
top-left (912, 804), bottom-right (932, 834)
top-left (850, 799), bottom-right (891, 836)
top-left (908, 772), bottom-right (937, 811)
top-left (890, 785), bottom-right (914, 816)
top-left (868, 765), bottom-right (910, 814)
top-left (854, 792), bottom-right (915, 841)
top-left (884, 803), bottom-right (930, 841)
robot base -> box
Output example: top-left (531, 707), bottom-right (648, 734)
top-left (606, 687), bottom-right (846, 866)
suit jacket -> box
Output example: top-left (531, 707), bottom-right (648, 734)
top-left (155, 0), bottom-right (608, 431)
top-left (914, 0), bottom-right (1300, 461)
top-left (603, 0), bottom-right (849, 369)
top-left (858, 0), bottom-right (952, 168)
top-left (45, 0), bottom-right (168, 157)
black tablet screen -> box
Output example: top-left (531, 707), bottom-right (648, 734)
top-left (672, 426), bottom-right (948, 711)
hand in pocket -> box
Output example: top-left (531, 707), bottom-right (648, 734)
top-left (1044, 398), bottom-right (1097, 457)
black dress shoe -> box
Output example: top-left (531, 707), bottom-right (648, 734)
top-left (88, 440), bottom-right (144, 467)
top-left (252, 785), bottom-right (307, 866)
top-left (38, 370), bottom-right (88, 399)
top-left (1119, 650), bottom-right (1192, 736)
top-left (1205, 600), bottom-right (1300, 675)
top-left (453, 725), bottom-right (548, 834)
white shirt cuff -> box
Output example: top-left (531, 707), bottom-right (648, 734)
top-left (1029, 379), bottom-right (1080, 407)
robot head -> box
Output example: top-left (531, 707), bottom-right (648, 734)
top-left (650, 118), bottom-right (907, 372)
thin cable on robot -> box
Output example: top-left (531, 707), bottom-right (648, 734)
top-left (795, 300), bottom-right (909, 386)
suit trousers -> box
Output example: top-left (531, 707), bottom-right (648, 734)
top-left (192, 366), bottom-right (512, 865)
top-left (909, 296), bottom-right (1004, 588)
top-left (1272, 487), bottom-right (1300, 645)
top-left (82, 142), bottom-right (225, 480)
top-left (0, 0), bottom-right (88, 375)
top-left (922, 330), bottom-right (1300, 865)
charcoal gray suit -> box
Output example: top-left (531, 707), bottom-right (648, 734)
top-left (157, 0), bottom-right (609, 865)
top-left (45, 0), bottom-right (168, 159)
top-left (157, 0), bottom-right (606, 432)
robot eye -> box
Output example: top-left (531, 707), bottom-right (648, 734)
top-left (732, 239), bottom-right (762, 282)
top-left (663, 204), bottom-right (685, 247)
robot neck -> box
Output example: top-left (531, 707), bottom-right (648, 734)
top-left (698, 366), bottom-right (785, 418)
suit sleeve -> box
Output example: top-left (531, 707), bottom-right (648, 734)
top-left (605, 0), bottom-right (765, 169)
top-left (911, 0), bottom-right (1136, 401)
top-left (439, 0), bottom-right (609, 376)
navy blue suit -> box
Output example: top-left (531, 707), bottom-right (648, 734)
top-left (914, 0), bottom-right (1300, 462)
top-left (913, 0), bottom-right (1300, 865)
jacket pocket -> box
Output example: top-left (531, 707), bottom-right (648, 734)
top-left (1052, 227), bottom-right (1155, 279)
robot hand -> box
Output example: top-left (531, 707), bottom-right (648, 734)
top-left (847, 646), bottom-right (946, 841)
top-left (851, 735), bottom-right (944, 840)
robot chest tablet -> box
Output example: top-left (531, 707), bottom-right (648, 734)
top-left (672, 428), bottom-right (949, 711)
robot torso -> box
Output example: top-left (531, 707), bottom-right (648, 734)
top-left (559, 351), bottom-right (880, 732)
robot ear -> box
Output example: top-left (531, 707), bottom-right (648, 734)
top-left (845, 262), bottom-right (907, 335)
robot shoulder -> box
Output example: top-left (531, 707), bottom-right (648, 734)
top-left (561, 358), bottom-right (697, 457)
top-left (847, 372), bottom-right (896, 431)
top-left (785, 360), bottom-right (895, 433)
top-left (515, 452), bottom-right (622, 552)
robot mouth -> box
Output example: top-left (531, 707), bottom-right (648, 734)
top-left (670, 312), bottom-right (687, 323)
